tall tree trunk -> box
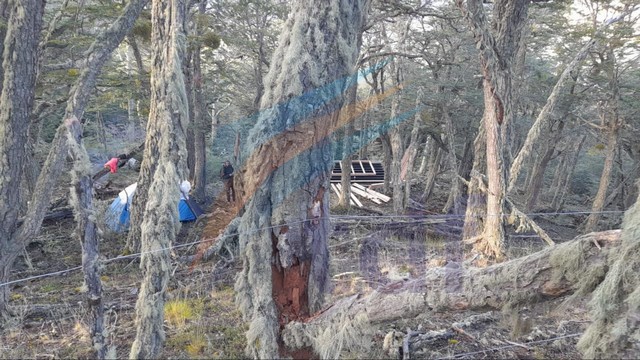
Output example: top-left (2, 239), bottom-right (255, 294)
top-left (67, 120), bottom-right (107, 359)
top-left (457, 0), bottom-right (529, 262)
top-left (462, 128), bottom-right (486, 243)
top-left (129, 0), bottom-right (188, 358)
top-left (338, 82), bottom-right (358, 208)
top-left (442, 105), bottom-right (461, 214)
top-left (234, 1), bottom-right (369, 358)
top-left (0, 0), bottom-right (46, 320)
top-left (403, 88), bottom-right (423, 209)
top-left (422, 138), bottom-right (442, 203)
top-left (551, 135), bottom-right (585, 211)
top-left (584, 125), bottom-right (619, 232)
top-left (524, 122), bottom-right (564, 212)
top-left (584, 49), bottom-right (622, 233)
top-left (381, 133), bottom-right (392, 193)
top-left (191, 0), bottom-right (208, 202)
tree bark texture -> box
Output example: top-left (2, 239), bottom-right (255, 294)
top-left (0, 0), bottom-right (45, 320)
top-left (234, 1), bottom-right (369, 358)
top-left (129, 0), bottom-right (189, 358)
top-left (281, 230), bottom-right (621, 359)
top-left (462, 128), bottom-right (486, 243)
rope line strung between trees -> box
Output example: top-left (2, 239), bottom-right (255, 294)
top-left (0, 209), bottom-right (626, 288)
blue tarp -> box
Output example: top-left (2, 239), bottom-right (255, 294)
top-left (105, 182), bottom-right (202, 233)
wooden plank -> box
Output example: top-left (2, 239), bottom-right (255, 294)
top-left (353, 183), bottom-right (390, 202)
top-left (350, 185), bottom-right (382, 204)
top-left (332, 183), bottom-right (355, 206)
top-left (336, 184), bottom-right (362, 207)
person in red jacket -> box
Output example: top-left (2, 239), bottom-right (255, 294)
top-left (104, 157), bottom-right (119, 173)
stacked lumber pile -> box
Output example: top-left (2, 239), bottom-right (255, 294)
top-left (330, 182), bottom-right (390, 208)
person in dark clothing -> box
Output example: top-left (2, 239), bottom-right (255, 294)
top-left (220, 160), bottom-right (236, 202)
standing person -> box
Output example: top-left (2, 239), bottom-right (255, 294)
top-left (220, 160), bottom-right (235, 202)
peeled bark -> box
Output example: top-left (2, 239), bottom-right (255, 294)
top-left (128, 0), bottom-right (188, 358)
top-left (234, 1), bottom-right (369, 358)
top-left (457, 0), bottom-right (528, 261)
top-left (282, 230), bottom-right (621, 358)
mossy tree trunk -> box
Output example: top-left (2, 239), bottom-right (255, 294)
top-left (234, 1), bottom-right (369, 358)
top-left (129, 0), bottom-right (189, 358)
top-left (578, 183), bottom-right (640, 358)
top-left (282, 230), bottom-right (622, 358)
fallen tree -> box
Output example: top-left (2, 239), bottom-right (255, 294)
top-left (281, 230), bottom-right (621, 359)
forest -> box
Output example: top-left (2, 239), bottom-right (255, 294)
top-left (0, 0), bottom-right (639, 358)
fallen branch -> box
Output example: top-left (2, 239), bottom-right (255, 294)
top-left (506, 198), bottom-right (555, 247)
top-left (282, 230), bottom-right (621, 358)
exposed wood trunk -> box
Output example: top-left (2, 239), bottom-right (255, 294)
top-left (281, 230), bottom-right (621, 358)
top-left (234, 1), bottom-right (369, 358)
top-left (482, 78), bottom-right (506, 261)
top-left (129, 0), bottom-right (188, 358)
top-left (457, 0), bottom-right (529, 262)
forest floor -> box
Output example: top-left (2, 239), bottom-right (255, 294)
top-left (0, 174), bottom-right (615, 359)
